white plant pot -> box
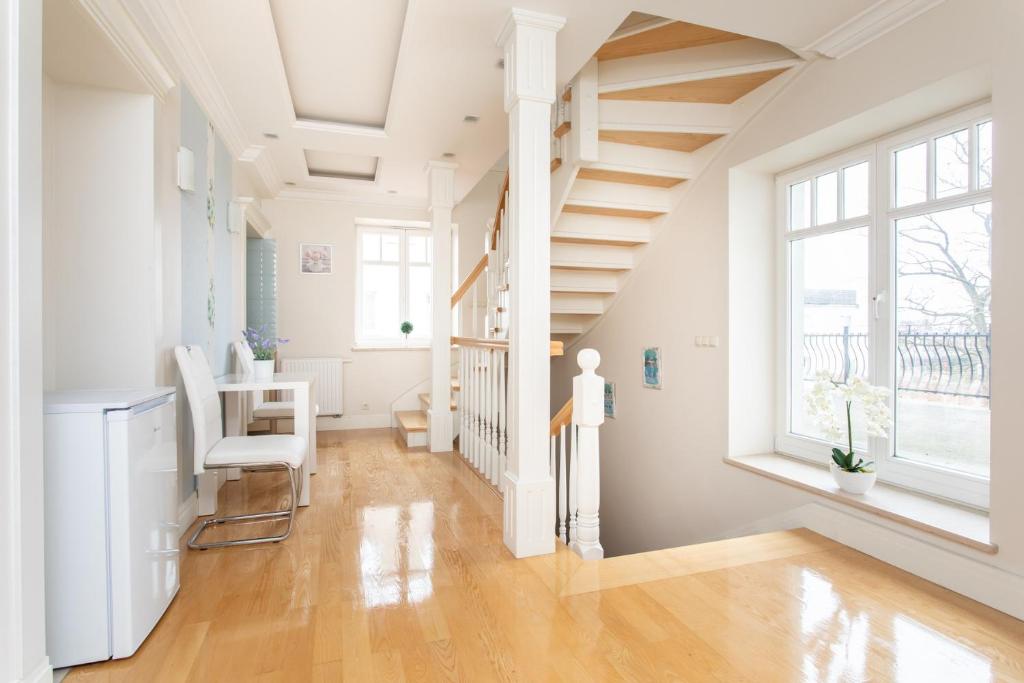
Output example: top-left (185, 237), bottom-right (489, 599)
top-left (830, 462), bottom-right (877, 495)
top-left (254, 359), bottom-right (275, 380)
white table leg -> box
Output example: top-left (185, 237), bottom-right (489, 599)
top-left (197, 471), bottom-right (218, 516)
top-left (295, 384), bottom-right (311, 507)
top-left (224, 391), bottom-right (243, 481)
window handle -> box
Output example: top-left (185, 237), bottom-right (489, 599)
top-left (873, 291), bottom-right (886, 320)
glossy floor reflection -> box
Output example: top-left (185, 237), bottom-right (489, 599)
top-left (66, 429), bottom-right (1024, 681)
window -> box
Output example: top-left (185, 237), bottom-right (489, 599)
top-left (356, 226), bottom-right (432, 346)
top-left (778, 104), bottom-right (992, 507)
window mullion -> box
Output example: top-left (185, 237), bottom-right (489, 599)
top-left (399, 230), bottom-right (409, 325)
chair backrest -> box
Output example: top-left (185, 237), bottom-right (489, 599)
top-left (174, 345), bottom-right (224, 475)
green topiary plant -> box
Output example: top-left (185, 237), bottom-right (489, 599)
top-left (400, 321), bottom-right (413, 340)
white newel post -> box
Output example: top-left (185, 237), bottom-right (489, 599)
top-left (570, 349), bottom-right (604, 560)
top-left (498, 8), bottom-right (565, 558)
top-left (427, 161), bottom-right (457, 452)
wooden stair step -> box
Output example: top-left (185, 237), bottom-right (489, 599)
top-left (551, 157), bottom-right (562, 173)
top-left (419, 393), bottom-right (457, 411)
top-left (451, 378), bottom-right (460, 392)
top-left (597, 20), bottom-right (747, 61)
top-left (396, 410), bottom-right (427, 433)
top-left (553, 121), bottom-right (571, 138)
top-left (576, 167), bottom-right (686, 188)
top-left (599, 68), bottom-right (790, 104)
top-left (562, 203), bottom-right (665, 220)
top-left (598, 129), bottom-right (723, 153)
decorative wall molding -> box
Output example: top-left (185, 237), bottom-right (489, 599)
top-left (132, 0), bottom-right (282, 195)
top-left (293, 118), bottom-right (388, 138)
top-left (804, 0), bottom-right (947, 59)
top-left (77, 0), bottom-right (175, 100)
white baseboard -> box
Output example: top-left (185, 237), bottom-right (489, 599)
top-left (20, 658), bottom-right (53, 683)
top-left (270, 414), bottom-right (391, 432)
top-left (177, 490), bottom-right (198, 539)
top-left (739, 502), bottom-right (1024, 620)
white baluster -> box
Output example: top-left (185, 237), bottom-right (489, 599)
top-left (497, 349), bottom-right (507, 493)
top-left (567, 423), bottom-right (577, 546)
top-left (569, 349), bottom-right (604, 560)
top-left (484, 349), bottom-right (493, 481)
top-left (461, 347), bottom-right (469, 462)
top-left (558, 423), bottom-right (567, 544)
top-left (490, 349), bottom-right (500, 486)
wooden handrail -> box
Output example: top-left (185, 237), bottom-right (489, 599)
top-left (451, 254), bottom-right (487, 308)
top-left (451, 336), bottom-right (508, 350)
top-left (550, 397), bottom-right (573, 436)
top-left (490, 171), bottom-right (510, 251)
top-left (451, 336), bottom-right (564, 357)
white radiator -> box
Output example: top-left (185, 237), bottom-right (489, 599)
top-left (280, 357), bottom-right (344, 416)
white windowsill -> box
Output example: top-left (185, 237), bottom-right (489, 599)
top-left (351, 344), bottom-right (431, 352)
top-left (725, 452), bottom-right (996, 554)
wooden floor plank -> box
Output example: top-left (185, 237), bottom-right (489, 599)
top-left (64, 429), bottom-right (1024, 682)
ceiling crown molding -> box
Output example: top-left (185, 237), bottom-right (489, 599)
top-left (805, 0), bottom-right (946, 59)
top-left (132, 0), bottom-right (282, 194)
top-left (76, 0), bottom-right (175, 100)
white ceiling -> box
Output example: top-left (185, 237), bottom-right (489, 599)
top-left (156, 0), bottom-right (884, 203)
top-left (269, 0), bottom-right (408, 129)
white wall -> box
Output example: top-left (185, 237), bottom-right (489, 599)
top-left (453, 168), bottom-right (505, 284)
top-left (553, 0), bottom-right (1024, 617)
top-left (42, 80), bottom-right (156, 391)
top-left (262, 198), bottom-right (433, 428)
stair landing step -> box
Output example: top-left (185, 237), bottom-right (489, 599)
top-left (396, 410), bottom-right (428, 433)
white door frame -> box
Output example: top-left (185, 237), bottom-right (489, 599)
top-left (1, 1), bottom-right (52, 681)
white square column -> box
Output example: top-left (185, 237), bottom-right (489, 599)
top-left (427, 161), bottom-right (457, 452)
top-left (497, 9), bottom-right (564, 558)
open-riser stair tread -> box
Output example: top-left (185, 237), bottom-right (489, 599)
top-left (576, 167), bottom-right (686, 187)
top-left (598, 129), bottom-right (724, 153)
top-left (599, 67), bottom-right (790, 104)
top-left (597, 21), bottom-right (748, 61)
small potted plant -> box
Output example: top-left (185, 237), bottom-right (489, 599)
top-left (806, 371), bottom-right (892, 495)
top-left (400, 321), bottom-right (413, 343)
top-left (242, 325), bottom-right (289, 379)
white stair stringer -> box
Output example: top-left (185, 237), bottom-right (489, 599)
top-left (549, 16), bottom-right (805, 344)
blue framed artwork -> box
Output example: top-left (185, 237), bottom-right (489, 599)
top-left (643, 346), bottom-right (662, 389)
top-left (604, 381), bottom-right (616, 418)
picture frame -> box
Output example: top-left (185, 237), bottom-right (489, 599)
top-left (300, 243), bottom-right (333, 275)
top-left (604, 381), bottom-right (616, 418)
top-left (642, 346), bottom-right (662, 389)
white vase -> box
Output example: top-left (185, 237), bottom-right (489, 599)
top-left (254, 359), bottom-right (274, 380)
top-left (830, 462), bottom-right (877, 495)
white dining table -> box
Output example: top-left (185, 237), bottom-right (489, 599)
top-left (196, 372), bottom-right (318, 516)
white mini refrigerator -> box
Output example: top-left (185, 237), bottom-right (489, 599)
top-left (44, 388), bottom-right (180, 668)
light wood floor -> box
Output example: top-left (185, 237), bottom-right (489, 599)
top-left (67, 429), bottom-right (1024, 682)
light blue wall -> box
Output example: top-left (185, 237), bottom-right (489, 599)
top-left (179, 86), bottom-right (234, 501)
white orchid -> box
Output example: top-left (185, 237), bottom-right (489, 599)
top-left (804, 371), bottom-right (892, 473)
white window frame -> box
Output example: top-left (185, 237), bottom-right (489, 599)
top-left (355, 224), bottom-right (433, 348)
top-left (776, 102), bottom-right (993, 509)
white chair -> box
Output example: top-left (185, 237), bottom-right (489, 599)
top-left (175, 344), bottom-right (307, 550)
top-left (232, 340), bottom-right (318, 433)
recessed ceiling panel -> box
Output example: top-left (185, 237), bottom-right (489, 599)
top-left (270, 0), bottom-right (407, 128)
top-left (305, 150), bottom-right (379, 181)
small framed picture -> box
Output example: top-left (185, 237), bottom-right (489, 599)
top-left (300, 243), bottom-right (333, 275)
top-left (642, 346), bottom-right (662, 389)
top-left (604, 381), bottom-right (616, 418)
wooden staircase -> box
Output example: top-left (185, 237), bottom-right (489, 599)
top-left (549, 14), bottom-right (801, 343)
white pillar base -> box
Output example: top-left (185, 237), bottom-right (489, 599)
top-left (427, 407), bottom-right (453, 453)
top-left (502, 471), bottom-right (556, 558)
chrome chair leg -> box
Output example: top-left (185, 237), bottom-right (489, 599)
top-left (188, 463), bottom-right (300, 550)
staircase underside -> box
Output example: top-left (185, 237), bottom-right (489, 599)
top-left (550, 16), bottom-right (800, 343)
